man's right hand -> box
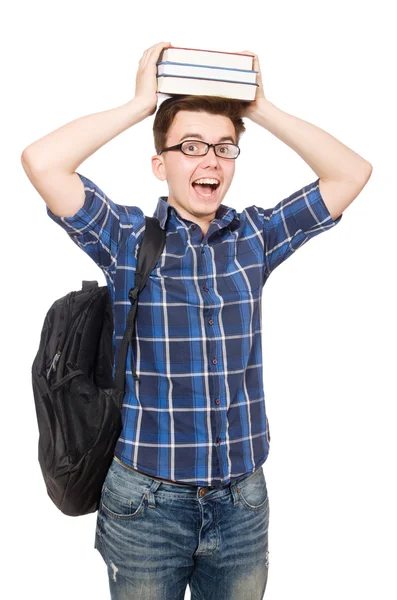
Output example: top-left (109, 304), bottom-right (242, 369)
top-left (133, 41), bottom-right (172, 117)
top-left (21, 42), bottom-right (173, 217)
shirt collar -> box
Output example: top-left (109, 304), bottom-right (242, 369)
top-left (153, 196), bottom-right (240, 230)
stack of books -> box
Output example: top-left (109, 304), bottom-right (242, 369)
top-left (156, 46), bottom-right (258, 101)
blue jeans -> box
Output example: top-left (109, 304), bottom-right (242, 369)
top-left (94, 457), bottom-right (270, 600)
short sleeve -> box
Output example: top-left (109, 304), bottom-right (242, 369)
top-left (46, 172), bottom-right (144, 272)
top-left (261, 178), bottom-right (342, 276)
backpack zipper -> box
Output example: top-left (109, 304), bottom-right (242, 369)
top-left (46, 290), bottom-right (76, 380)
top-left (46, 350), bottom-right (61, 380)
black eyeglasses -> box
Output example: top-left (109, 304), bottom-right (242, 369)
top-left (159, 139), bottom-right (240, 159)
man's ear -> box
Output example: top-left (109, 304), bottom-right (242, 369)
top-left (151, 155), bottom-right (167, 182)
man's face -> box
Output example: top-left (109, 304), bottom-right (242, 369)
top-left (152, 111), bottom-right (237, 225)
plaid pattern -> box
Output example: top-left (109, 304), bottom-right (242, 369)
top-left (47, 172), bottom-right (342, 487)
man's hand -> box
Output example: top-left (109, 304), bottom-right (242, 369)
top-left (236, 50), bottom-right (372, 219)
top-left (133, 41), bottom-right (172, 117)
top-left (239, 51), bottom-right (269, 120)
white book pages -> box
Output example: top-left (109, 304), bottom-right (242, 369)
top-left (157, 63), bottom-right (258, 84)
top-left (156, 76), bottom-right (257, 101)
top-left (160, 48), bottom-right (254, 71)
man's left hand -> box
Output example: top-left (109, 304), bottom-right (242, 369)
top-left (239, 51), bottom-right (268, 119)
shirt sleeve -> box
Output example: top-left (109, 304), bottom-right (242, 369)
top-left (261, 177), bottom-right (342, 276)
top-left (46, 172), bottom-right (144, 273)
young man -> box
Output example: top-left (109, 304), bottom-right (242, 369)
top-left (21, 41), bottom-right (372, 600)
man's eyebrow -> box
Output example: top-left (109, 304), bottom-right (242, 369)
top-left (179, 133), bottom-right (236, 144)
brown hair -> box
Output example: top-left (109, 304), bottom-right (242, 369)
top-left (152, 95), bottom-right (246, 155)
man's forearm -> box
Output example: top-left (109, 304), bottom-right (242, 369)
top-left (21, 98), bottom-right (151, 174)
top-left (249, 99), bottom-right (372, 181)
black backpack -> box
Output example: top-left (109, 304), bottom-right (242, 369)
top-left (31, 216), bottom-right (166, 517)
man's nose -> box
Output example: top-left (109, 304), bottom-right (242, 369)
top-left (201, 145), bottom-right (220, 166)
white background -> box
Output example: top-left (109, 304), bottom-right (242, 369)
top-left (2, 0), bottom-right (396, 598)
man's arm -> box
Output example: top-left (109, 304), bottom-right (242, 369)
top-left (242, 53), bottom-right (373, 220)
top-left (20, 101), bottom-right (149, 218)
top-left (20, 41), bottom-right (171, 218)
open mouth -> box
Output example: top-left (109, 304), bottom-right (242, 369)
top-left (191, 179), bottom-right (220, 200)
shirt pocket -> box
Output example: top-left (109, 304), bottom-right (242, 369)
top-left (221, 243), bottom-right (264, 294)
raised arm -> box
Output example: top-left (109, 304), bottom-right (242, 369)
top-left (241, 51), bottom-right (373, 220)
top-left (20, 41), bottom-right (171, 217)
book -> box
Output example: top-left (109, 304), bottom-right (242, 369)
top-left (156, 46), bottom-right (258, 101)
top-left (156, 75), bottom-right (257, 101)
top-left (159, 47), bottom-right (254, 71)
top-left (157, 62), bottom-right (258, 84)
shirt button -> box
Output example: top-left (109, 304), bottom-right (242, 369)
top-left (203, 285), bottom-right (209, 292)
top-left (208, 319), bottom-right (214, 325)
top-left (216, 437), bottom-right (221, 444)
top-left (191, 225), bottom-right (196, 230)
top-left (212, 358), bottom-right (217, 365)
top-left (201, 248), bottom-right (205, 253)
top-left (215, 398), bottom-right (220, 405)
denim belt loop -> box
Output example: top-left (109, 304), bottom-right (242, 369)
top-left (230, 479), bottom-right (242, 505)
top-left (146, 479), bottom-right (162, 508)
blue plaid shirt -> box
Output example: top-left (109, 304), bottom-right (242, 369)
top-left (47, 172), bottom-right (342, 488)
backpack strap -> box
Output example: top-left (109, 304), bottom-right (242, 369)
top-left (114, 216), bottom-right (166, 390)
top-left (82, 281), bottom-right (99, 291)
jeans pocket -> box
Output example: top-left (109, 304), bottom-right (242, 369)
top-left (100, 481), bottom-right (147, 520)
top-left (238, 469), bottom-right (269, 511)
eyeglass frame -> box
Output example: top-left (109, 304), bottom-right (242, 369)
top-left (159, 139), bottom-right (241, 159)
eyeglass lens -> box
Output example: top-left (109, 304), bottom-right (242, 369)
top-left (181, 141), bottom-right (238, 158)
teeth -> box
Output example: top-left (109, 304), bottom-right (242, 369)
top-left (193, 178), bottom-right (219, 185)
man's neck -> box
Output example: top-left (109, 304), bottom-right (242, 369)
top-left (167, 199), bottom-right (214, 239)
